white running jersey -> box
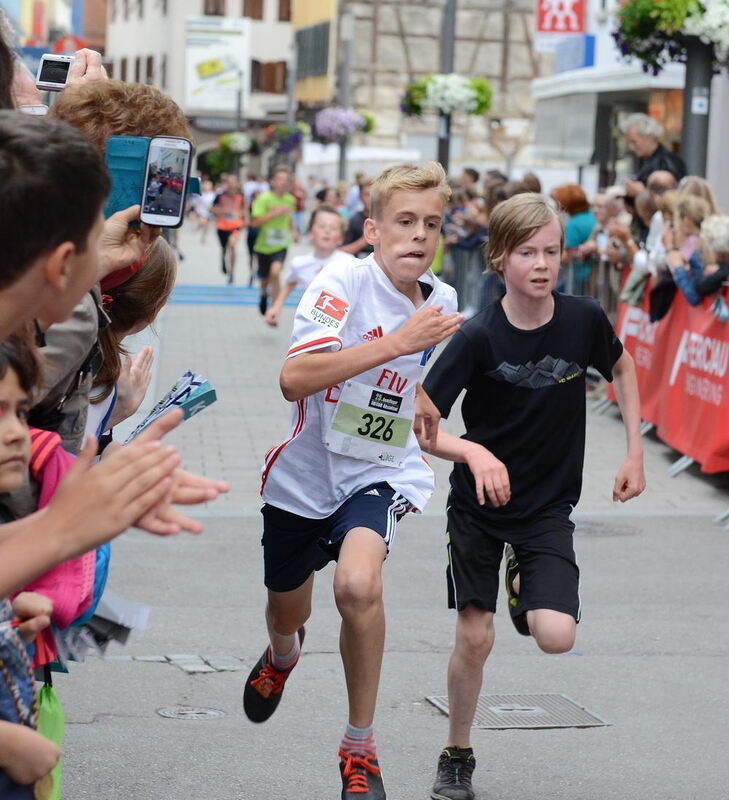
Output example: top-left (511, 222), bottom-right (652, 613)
top-left (261, 253), bottom-right (458, 518)
top-left (282, 249), bottom-right (352, 289)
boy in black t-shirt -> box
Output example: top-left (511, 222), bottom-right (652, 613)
top-left (420, 193), bottom-right (646, 800)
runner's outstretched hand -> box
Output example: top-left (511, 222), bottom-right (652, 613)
top-left (391, 305), bottom-right (463, 356)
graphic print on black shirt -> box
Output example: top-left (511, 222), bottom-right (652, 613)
top-left (423, 292), bottom-right (623, 522)
top-left (486, 356), bottom-right (584, 389)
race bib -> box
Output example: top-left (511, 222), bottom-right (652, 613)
top-left (324, 380), bottom-right (414, 468)
top-left (265, 227), bottom-right (288, 248)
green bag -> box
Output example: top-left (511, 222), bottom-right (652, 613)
top-left (36, 679), bottom-right (64, 800)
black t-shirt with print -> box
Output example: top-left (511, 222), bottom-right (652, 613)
top-left (423, 292), bottom-right (623, 523)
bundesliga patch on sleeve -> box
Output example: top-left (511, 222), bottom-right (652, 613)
top-left (308, 290), bottom-right (350, 329)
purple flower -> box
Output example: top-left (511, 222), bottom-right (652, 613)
top-left (314, 107), bottom-right (365, 143)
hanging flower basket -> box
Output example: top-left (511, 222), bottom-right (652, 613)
top-left (219, 132), bottom-right (253, 154)
top-left (613, 0), bottom-right (729, 74)
top-left (400, 74), bottom-right (492, 117)
top-left (312, 107), bottom-right (373, 143)
top-left (264, 122), bottom-right (311, 154)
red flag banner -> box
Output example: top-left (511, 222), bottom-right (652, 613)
top-left (608, 277), bottom-right (729, 474)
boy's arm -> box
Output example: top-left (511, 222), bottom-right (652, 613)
top-left (420, 429), bottom-right (511, 507)
top-left (280, 305), bottom-right (462, 401)
top-left (610, 349), bottom-right (646, 502)
top-left (265, 280), bottom-right (298, 326)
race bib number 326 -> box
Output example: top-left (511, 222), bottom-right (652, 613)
top-left (324, 380), bottom-right (414, 468)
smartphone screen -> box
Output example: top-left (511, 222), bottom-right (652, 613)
top-left (140, 137), bottom-right (193, 228)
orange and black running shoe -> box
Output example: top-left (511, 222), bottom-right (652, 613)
top-left (243, 627), bottom-right (304, 723)
top-left (338, 749), bottom-right (386, 799)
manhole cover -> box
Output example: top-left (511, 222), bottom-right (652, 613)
top-left (426, 693), bottom-right (608, 730)
top-left (156, 706), bottom-right (225, 720)
top-left (574, 520), bottom-right (639, 537)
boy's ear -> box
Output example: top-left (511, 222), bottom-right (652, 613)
top-left (41, 242), bottom-right (76, 294)
top-left (364, 217), bottom-right (379, 247)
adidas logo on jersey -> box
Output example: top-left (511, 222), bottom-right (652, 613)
top-left (364, 488), bottom-right (380, 496)
top-left (363, 326), bottom-right (384, 341)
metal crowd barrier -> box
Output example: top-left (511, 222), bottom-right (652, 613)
top-left (442, 248), bottom-right (621, 319)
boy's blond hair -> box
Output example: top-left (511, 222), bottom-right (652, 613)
top-left (370, 162), bottom-right (450, 220)
top-left (487, 193), bottom-right (563, 274)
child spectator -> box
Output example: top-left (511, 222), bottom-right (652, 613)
top-left (264, 206), bottom-right (350, 327)
top-left (87, 237), bottom-right (177, 443)
top-left (0, 333), bottom-right (62, 798)
top-left (243, 162), bottom-right (462, 799)
top-left (421, 193), bottom-right (645, 800)
top-left (668, 213), bottom-right (729, 305)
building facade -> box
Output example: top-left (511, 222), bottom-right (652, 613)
top-left (105, 0), bottom-right (293, 151)
top-left (293, 0), bottom-right (554, 177)
top-left (531, 0), bottom-right (729, 205)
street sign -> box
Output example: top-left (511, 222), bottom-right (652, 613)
top-left (535, 0), bottom-right (585, 52)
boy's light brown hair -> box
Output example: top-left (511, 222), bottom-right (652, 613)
top-left (487, 193), bottom-right (563, 274)
top-left (370, 162), bottom-right (450, 220)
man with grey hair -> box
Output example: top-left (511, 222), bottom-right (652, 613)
top-left (622, 112), bottom-right (686, 197)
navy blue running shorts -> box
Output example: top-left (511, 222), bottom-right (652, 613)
top-left (261, 483), bottom-right (412, 593)
top-left (445, 492), bottom-right (580, 621)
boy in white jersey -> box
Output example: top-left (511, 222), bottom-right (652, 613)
top-left (264, 204), bottom-right (349, 327)
top-left (244, 163), bottom-right (462, 799)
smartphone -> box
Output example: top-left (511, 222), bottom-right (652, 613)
top-left (104, 135), bottom-right (150, 219)
top-left (35, 54), bottom-right (74, 92)
top-left (140, 136), bottom-right (193, 228)
top-left (18, 105), bottom-right (49, 115)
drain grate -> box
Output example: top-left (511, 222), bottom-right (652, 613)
top-left (426, 693), bottom-right (609, 730)
top-left (157, 706), bottom-right (225, 720)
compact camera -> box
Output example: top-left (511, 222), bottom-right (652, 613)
top-left (35, 53), bottom-right (74, 92)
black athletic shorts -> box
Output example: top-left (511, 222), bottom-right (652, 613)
top-left (445, 492), bottom-right (580, 620)
top-left (256, 249), bottom-right (287, 279)
top-left (217, 228), bottom-right (240, 249)
top-left (261, 483), bottom-right (411, 593)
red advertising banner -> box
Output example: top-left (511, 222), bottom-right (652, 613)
top-left (609, 281), bottom-right (729, 474)
top-left (536, 0), bottom-right (586, 34)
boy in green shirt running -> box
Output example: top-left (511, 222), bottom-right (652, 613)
top-left (251, 166), bottom-right (299, 315)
